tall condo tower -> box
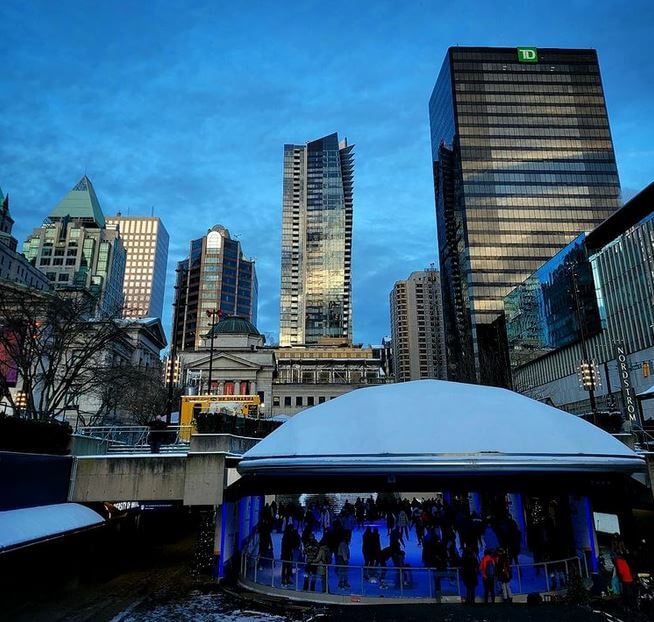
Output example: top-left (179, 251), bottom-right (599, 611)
top-left (429, 47), bottom-right (621, 386)
top-left (390, 267), bottom-right (446, 382)
top-left (279, 133), bottom-right (354, 346)
top-left (106, 215), bottom-right (169, 319)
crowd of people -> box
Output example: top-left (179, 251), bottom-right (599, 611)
top-left (252, 495), bottom-right (526, 603)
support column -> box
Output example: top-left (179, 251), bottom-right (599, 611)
top-left (569, 495), bottom-right (599, 573)
top-left (468, 492), bottom-right (482, 516)
top-left (507, 492), bottom-right (528, 550)
top-left (213, 503), bottom-right (224, 577)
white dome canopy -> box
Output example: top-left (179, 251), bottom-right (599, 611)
top-left (239, 380), bottom-right (644, 476)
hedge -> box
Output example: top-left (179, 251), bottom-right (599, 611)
top-left (0, 414), bottom-right (72, 455)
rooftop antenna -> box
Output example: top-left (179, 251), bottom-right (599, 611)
top-left (151, 205), bottom-right (154, 217)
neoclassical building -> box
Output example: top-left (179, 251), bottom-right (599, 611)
top-left (179, 316), bottom-right (276, 417)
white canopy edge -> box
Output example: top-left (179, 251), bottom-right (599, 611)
top-left (0, 503), bottom-right (105, 552)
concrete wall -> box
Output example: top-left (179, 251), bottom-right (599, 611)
top-left (70, 455), bottom-right (187, 503)
top-left (68, 434), bottom-right (255, 505)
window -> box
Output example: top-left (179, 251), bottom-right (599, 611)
top-left (295, 396), bottom-right (303, 407)
top-left (318, 396), bottom-right (326, 404)
top-left (284, 396), bottom-right (291, 407)
top-left (273, 396), bottom-right (280, 407)
top-left (307, 396), bottom-right (315, 406)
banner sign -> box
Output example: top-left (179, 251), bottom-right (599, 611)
top-left (613, 341), bottom-right (640, 424)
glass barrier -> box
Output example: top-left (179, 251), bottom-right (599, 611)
top-left (241, 554), bottom-right (583, 601)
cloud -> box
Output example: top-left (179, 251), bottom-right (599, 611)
top-left (2, 0), bottom-right (653, 347)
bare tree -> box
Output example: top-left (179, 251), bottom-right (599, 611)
top-left (0, 283), bottom-right (128, 421)
top-left (88, 364), bottom-right (170, 426)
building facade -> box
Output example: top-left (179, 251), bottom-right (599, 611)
top-left (179, 316), bottom-right (275, 418)
top-left (505, 183), bottom-right (654, 422)
top-left (390, 268), bottom-right (446, 382)
top-left (429, 47), bottom-right (621, 386)
top-left (271, 345), bottom-right (387, 417)
top-left (173, 225), bottom-right (258, 351)
top-left (279, 133), bottom-right (354, 346)
top-left (0, 189), bottom-right (51, 291)
top-left (105, 215), bottom-right (169, 319)
top-left (23, 176), bottom-right (126, 314)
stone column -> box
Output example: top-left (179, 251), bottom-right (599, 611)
top-left (468, 492), bottom-right (482, 515)
top-left (569, 495), bottom-right (599, 573)
top-left (507, 492), bottom-right (528, 550)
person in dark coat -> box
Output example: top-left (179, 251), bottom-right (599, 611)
top-left (461, 545), bottom-right (479, 604)
top-left (362, 526), bottom-right (375, 580)
top-left (281, 524), bottom-right (301, 586)
top-left (496, 548), bottom-right (513, 602)
top-left (423, 530), bottom-right (447, 602)
top-left (302, 533), bottom-right (319, 591)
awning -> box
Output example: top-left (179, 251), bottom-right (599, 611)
top-left (638, 384), bottom-right (654, 400)
top-left (0, 503), bottom-right (104, 552)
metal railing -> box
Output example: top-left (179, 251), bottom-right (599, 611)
top-left (240, 552), bottom-right (585, 602)
top-left (76, 425), bottom-right (193, 453)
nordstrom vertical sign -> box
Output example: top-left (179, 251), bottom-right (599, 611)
top-left (613, 341), bottom-right (640, 424)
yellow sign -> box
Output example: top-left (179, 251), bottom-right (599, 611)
top-left (179, 394), bottom-right (261, 439)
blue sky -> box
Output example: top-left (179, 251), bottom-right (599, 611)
top-left (2, 0), bottom-right (653, 346)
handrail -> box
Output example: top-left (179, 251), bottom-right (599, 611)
top-left (76, 424), bottom-right (193, 448)
top-left (241, 551), bottom-right (584, 600)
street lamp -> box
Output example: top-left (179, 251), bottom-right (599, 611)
top-left (204, 309), bottom-right (222, 395)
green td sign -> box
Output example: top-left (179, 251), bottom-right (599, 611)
top-left (517, 47), bottom-right (538, 63)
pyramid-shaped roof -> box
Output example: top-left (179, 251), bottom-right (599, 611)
top-left (49, 176), bottom-right (105, 228)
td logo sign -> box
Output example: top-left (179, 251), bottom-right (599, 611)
top-left (517, 47), bottom-right (538, 63)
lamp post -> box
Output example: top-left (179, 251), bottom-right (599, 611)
top-left (569, 265), bottom-right (598, 425)
top-left (205, 309), bottom-right (222, 395)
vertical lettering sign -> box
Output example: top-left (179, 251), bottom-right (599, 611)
top-left (613, 341), bottom-right (640, 424)
top-left (517, 47), bottom-right (538, 63)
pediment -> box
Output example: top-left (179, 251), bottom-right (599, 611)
top-left (185, 352), bottom-right (261, 371)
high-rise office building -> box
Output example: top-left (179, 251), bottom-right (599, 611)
top-left (105, 215), bottom-right (169, 319)
top-left (173, 225), bottom-right (258, 351)
top-left (390, 267), bottom-right (446, 382)
top-left (429, 47), bottom-right (621, 386)
top-left (279, 132), bottom-right (354, 346)
top-left (23, 176), bottom-right (126, 314)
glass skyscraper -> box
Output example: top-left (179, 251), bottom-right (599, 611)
top-left (279, 133), bottom-right (354, 346)
top-left (173, 225), bottom-right (258, 351)
top-left (429, 47), bottom-right (621, 386)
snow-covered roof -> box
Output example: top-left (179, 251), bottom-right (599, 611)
top-left (0, 503), bottom-right (104, 552)
top-left (239, 380), bottom-right (645, 476)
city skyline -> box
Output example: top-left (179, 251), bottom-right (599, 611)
top-left (2, 1), bottom-right (653, 347)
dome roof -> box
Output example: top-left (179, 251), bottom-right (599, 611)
top-left (239, 380), bottom-right (644, 476)
top-left (208, 316), bottom-right (261, 338)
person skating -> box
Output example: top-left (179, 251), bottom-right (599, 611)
top-left (302, 533), bottom-right (320, 591)
top-left (316, 536), bottom-right (332, 593)
top-left (479, 548), bottom-right (497, 604)
top-left (336, 530), bottom-right (351, 589)
top-left (281, 524), bottom-right (301, 586)
top-left (461, 545), bottom-right (479, 605)
top-left (496, 548), bottom-right (513, 603)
